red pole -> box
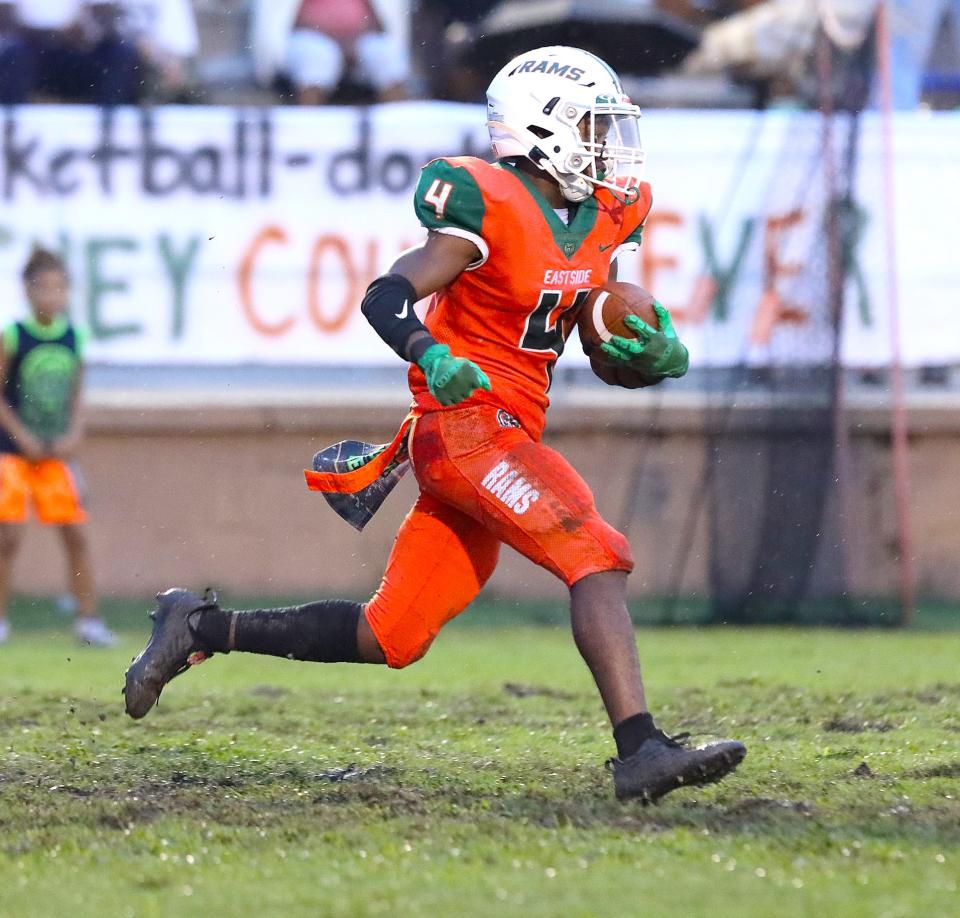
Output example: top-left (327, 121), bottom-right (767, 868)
top-left (875, 1), bottom-right (917, 626)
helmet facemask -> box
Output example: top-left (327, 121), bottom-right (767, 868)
top-left (556, 98), bottom-right (645, 204)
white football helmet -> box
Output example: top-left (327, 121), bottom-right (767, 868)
top-left (486, 46), bottom-right (645, 204)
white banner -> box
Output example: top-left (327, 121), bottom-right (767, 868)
top-left (0, 104), bottom-right (957, 367)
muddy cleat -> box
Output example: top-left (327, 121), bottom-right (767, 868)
top-left (609, 731), bottom-right (747, 803)
top-left (123, 589), bottom-right (218, 719)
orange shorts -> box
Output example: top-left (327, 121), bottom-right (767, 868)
top-left (0, 455), bottom-right (87, 525)
top-left (365, 405), bottom-right (633, 667)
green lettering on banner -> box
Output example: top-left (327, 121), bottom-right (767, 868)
top-left (158, 234), bottom-right (200, 340)
top-left (833, 198), bottom-right (872, 326)
top-left (698, 214), bottom-right (754, 321)
top-left (55, 231), bottom-right (72, 276)
top-left (86, 237), bottom-right (141, 340)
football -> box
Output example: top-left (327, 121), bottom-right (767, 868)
top-left (577, 281), bottom-right (659, 358)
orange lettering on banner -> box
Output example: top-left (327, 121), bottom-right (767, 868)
top-left (238, 225), bottom-right (297, 337)
top-left (640, 211), bottom-right (682, 298)
top-left (673, 275), bottom-right (714, 325)
top-left (751, 209), bottom-right (808, 344)
top-left (307, 235), bottom-right (359, 333)
top-left (239, 231), bottom-right (417, 338)
top-left (362, 238), bottom-right (380, 293)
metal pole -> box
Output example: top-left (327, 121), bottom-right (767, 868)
top-left (874, 1), bottom-right (917, 626)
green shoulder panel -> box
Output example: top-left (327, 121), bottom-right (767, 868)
top-left (621, 182), bottom-right (653, 246)
top-left (414, 159), bottom-right (486, 236)
top-left (621, 223), bottom-right (644, 247)
top-left (2, 322), bottom-right (19, 358)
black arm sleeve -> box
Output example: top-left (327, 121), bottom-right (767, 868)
top-left (360, 273), bottom-right (438, 364)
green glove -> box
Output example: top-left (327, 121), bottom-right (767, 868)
top-left (599, 302), bottom-right (689, 379)
top-left (418, 343), bottom-right (492, 406)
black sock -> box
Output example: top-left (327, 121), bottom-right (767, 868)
top-left (613, 712), bottom-right (658, 759)
top-left (192, 600), bottom-right (362, 663)
top-left (190, 603), bottom-right (231, 650)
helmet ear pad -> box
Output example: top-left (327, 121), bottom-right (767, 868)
top-left (515, 120), bottom-right (593, 202)
top-left (530, 98), bottom-right (595, 195)
top-left (487, 120), bottom-right (591, 202)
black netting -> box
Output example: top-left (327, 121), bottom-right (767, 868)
top-left (702, 24), bottom-right (881, 625)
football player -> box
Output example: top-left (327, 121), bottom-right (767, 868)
top-left (124, 46), bottom-right (746, 802)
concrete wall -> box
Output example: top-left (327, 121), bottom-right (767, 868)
top-left (11, 387), bottom-right (960, 602)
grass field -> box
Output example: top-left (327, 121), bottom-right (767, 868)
top-left (1, 599), bottom-right (958, 918)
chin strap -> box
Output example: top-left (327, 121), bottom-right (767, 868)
top-left (555, 173), bottom-right (593, 203)
top-left (528, 147), bottom-right (637, 205)
top-left (526, 148), bottom-right (592, 203)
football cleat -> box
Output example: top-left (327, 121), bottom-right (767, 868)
top-left (608, 730), bottom-right (746, 803)
top-left (122, 588), bottom-right (218, 719)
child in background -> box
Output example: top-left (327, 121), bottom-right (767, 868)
top-left (0, 247), bottom-right (115, 646)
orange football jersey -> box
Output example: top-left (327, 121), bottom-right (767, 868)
top-left (408, 156), bottom-right (651, 440)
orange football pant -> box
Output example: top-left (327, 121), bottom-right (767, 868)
top-left (365, 405), bottom-right (633, 668)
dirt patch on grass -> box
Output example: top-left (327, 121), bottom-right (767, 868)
top-left (910, 760), bottom-right (960, 779)
top-left (317, 763), bottom-right (393, 783)
top-left (909, 683), bottom-right (960, 702)
top-left (716, 677), bottom-right (765, 689)
top-left (723, 796), bottom-right (815, 818)
top-left (503, 682), bottom-right (576, 700)
top-left (7, 754), bottom-right (960, 852)
top-left (249, 684), bottom-right (290, 698)
top-left (823, 715), bottom-right (897, 733)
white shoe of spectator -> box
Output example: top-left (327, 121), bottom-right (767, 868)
top-left (0, 620), bottom-right (9, 644)
top-left (76, 617), bottom-right (118, 647)
top-left (56, 593), bottom-right (78, 615)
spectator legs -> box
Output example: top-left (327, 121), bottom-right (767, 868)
top-left (377, 82), bottom-right (407, 102)
top-left (355, 32), bottom-right (409, 103)
top-left (286, 29), bottom-right (411, 105)
top-left (288, 29), bottom-right (342, 105)
top-left (297, 85), bottom-right (329, 105)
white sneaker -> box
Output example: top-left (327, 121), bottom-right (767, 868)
top-left (56, 593), bottom-right (78, 615)
top-left (0, 620), bottom-right (9, 644)
top-left (75, 617), bottom-right (118, 647)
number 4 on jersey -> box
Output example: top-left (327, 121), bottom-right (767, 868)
top-left (423, 179), bottom-right (453, 218)
top-left (521, 288), bottom-right (591, 389)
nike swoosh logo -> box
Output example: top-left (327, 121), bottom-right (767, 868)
top-left (599, 242), bottom-right (616, 252)
top-left (395, 299), bottom-right (409, 319)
